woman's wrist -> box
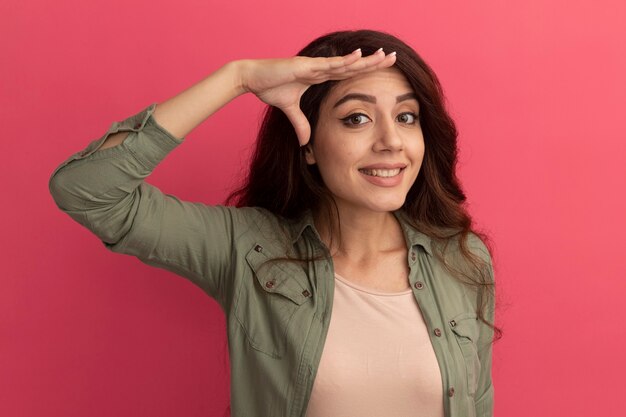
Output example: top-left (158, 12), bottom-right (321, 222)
top-left (226, 59), bottom-right (252, 96)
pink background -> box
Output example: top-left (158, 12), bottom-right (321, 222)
top-left (2, 0), bottom-right (625, 416)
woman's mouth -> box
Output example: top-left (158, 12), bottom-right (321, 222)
top-left (358, 166), bottom-right (407, 187)
top-left (358, 167), bottom-right (404, 177)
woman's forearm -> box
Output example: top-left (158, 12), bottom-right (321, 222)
top-left (99, 60), bottom-right (247, 150)
top-left (152, 60), bottom-right (247, 139)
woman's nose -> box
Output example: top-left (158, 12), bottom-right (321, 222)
top-left (373, 117), bottom-right (403, 152)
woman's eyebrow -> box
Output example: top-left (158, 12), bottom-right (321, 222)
top-left (333, 92), bottom-right (418, 108)
top-left (396, 92), bottom-right (418, 103)
top-left (333, 93), bottom-right (375, 108)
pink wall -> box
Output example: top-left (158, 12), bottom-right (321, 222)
top-left (2, 0), bottom-right (625, 416)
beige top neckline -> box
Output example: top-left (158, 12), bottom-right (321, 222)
top-left (334, 272), bottom-right (413, 296)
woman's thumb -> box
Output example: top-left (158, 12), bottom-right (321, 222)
top-left (282, 105), bottom-right (311, 146)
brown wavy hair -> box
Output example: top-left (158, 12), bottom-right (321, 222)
top-left (228, 29), bottom-right (501, 342)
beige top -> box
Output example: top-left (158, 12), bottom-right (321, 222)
top-left (305, 273), bottom-right (444, 417)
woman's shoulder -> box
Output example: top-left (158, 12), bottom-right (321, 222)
top-left (395, 211), bottom-right (492, 263)
top-left (218, 205), bottom-right (312, 248)
top-left (463, 231), bottom-right (492, 263)
top-left (430, 229), bottom-right (492, 262)
top-left (216, 205), bottom-right (284, 232)
top-left (421, 227), bottom-right (494, 288)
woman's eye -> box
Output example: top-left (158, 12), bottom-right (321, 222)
top-left (341, 113), bottom-right (371, 126)
top-left (397, 112), bottom-right (419, 124)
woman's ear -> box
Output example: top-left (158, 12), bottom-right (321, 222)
top-left (304, 144), bottom-right (316, 165)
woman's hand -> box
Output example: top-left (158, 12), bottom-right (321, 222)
top-left (149, 48), bottom-right (396, 145)
top-left (238, 48), bottom-right (397, 146)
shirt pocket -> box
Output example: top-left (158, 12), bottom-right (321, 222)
top-left (449, 312), bottom-right (482, 396)
top-left (234, 243), bottom-right (313, 359)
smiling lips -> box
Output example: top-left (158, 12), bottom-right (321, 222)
top-left (359, 168), bottom-right (403, 177)
top-left (358, 164), bottom-right (407, 187)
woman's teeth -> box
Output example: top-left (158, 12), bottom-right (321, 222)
top-left (359, 168), bottom-right (402, 177)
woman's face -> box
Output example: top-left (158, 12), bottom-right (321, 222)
top-left (306, 67), bottom-right (425, 215)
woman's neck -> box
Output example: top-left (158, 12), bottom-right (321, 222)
top-left (313, 205), bottom-right (406, 260)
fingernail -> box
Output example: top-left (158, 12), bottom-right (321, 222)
top-left (376, 47), bottom-right (384, 53)
top-left (389, 51), bottom-right (397, 56)
top-left (352, 48), bottom-right (362, 54)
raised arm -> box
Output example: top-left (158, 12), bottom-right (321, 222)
top-left (49, 50), bottom-right (397, 308)
top-left (101, 48), bottom-right (396, 150)
top-left (98, 60), bottom-right (246, 151)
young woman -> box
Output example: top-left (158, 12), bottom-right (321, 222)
top-left (49, 29), bottom-right (498, 417)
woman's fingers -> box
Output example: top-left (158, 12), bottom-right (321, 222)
top-left (331, 53), bottom-right (397, 80)
top-left (281, 103), bottom-right (312, 146)
top-left (307, 49), bottom-right (396, 83)
top-left (334, 50), bottom-right (396, 75)
top-left (340, 48), bottom-right (388, 71)
top-left (314, 48), bottom-right (363, 70)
